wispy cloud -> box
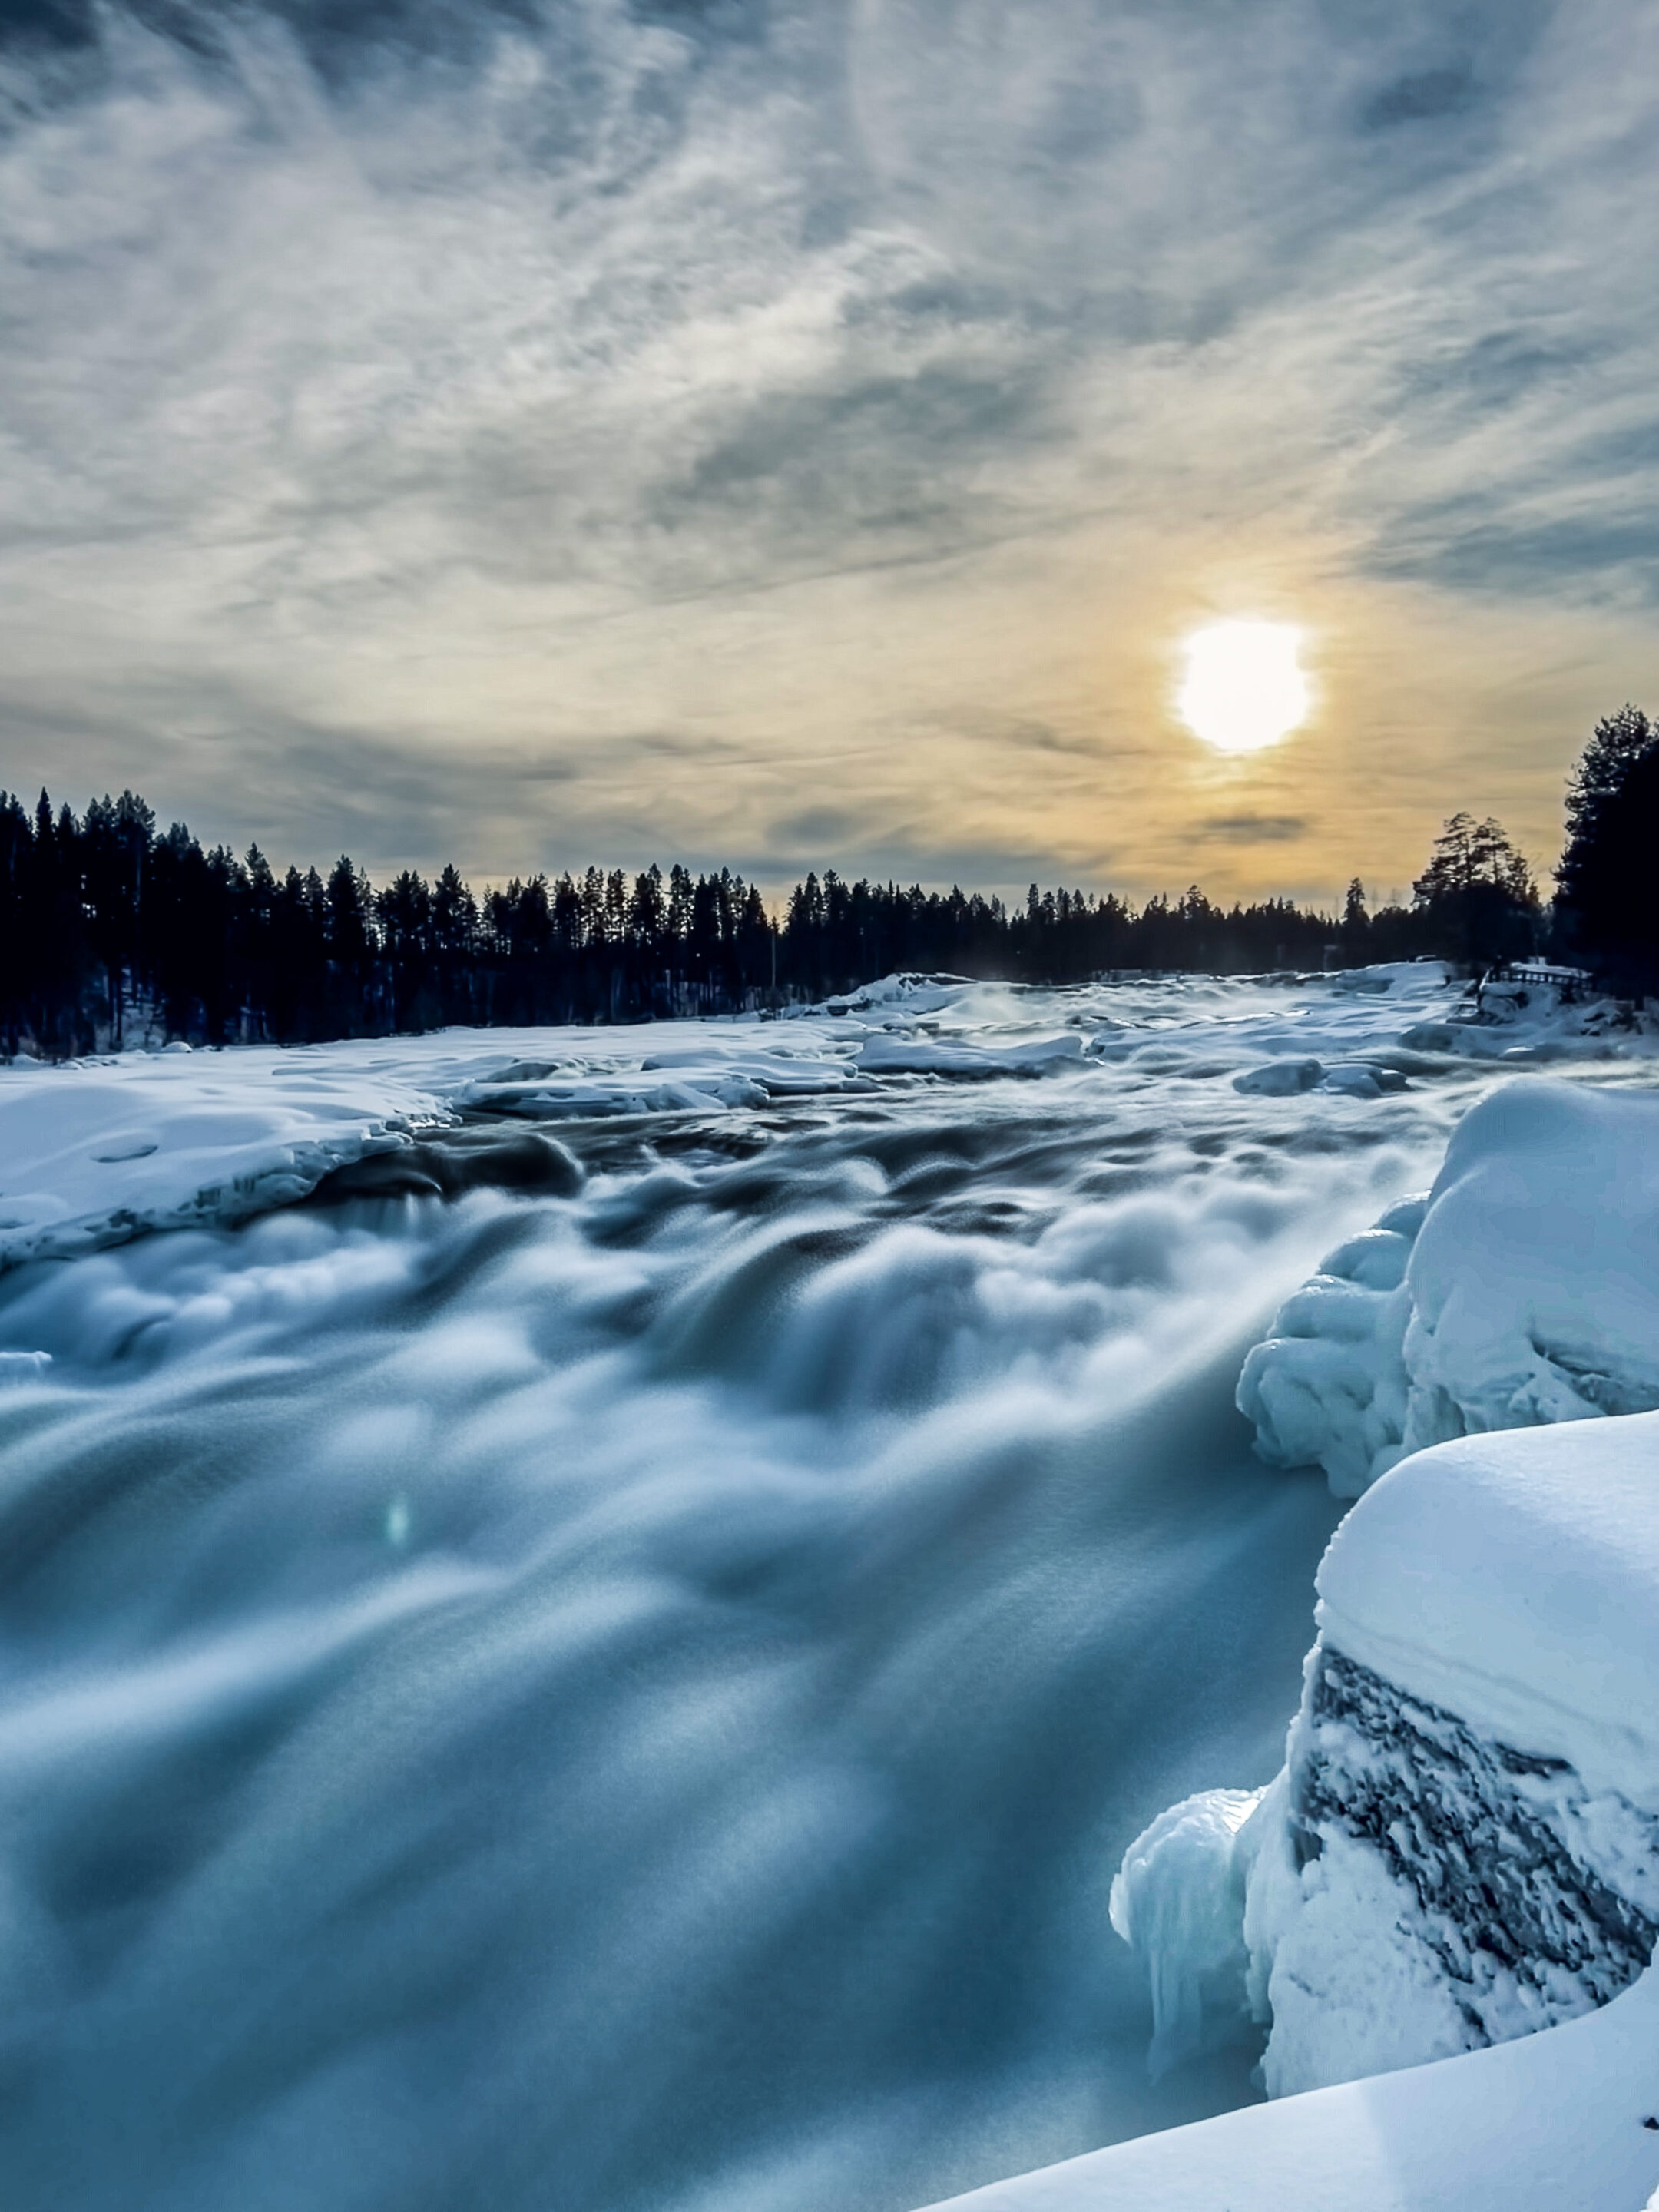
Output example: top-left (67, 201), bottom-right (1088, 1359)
top-left (1, 0), bottom-right (1655, 892)
top-left (1194, 814), bottom-right (1309, 846)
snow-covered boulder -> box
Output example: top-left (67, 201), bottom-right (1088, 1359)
top-left (1239, 1080), bottom-right (1659, 1496)
top-left (1320, 1061), bottom-right (1408, 1097)
top-left (1330, 960), bottom-right (1449, 997)
top-left (1114, 1413), bottom-right (1659, 2098)
top-left (854, 1031), bottom-right (1084, 1078)
top-left (1233, 1058), bottom-right (1324, 1096)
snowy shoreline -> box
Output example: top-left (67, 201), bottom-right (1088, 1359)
top-left (914, 1963), bottom-right (1659, 2212)
top-left (0, 959), bottom-right (1648, 1273)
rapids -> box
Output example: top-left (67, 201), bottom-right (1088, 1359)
top-left (0, 978), bottom-right (1504, 2210)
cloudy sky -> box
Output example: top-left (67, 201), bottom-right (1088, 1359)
top-left (2, 0), bottom-right (1657, 899)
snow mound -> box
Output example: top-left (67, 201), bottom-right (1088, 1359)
top-left (1232, 1058), bottom-right (1409, 1100)
top-left (1233, 1058), bottom-right (1323, 1095)
top-left (1240, 1080), bottom-right (1659, 1495)
top-left (819, 971), bottom-right (976, 1015)
top-left (911, 1960), bottom-right (1659, 2212)
top-left (1329, 959), bottom-right (1448, 995)
top-left (1316, 1412), bottom-right (1659, 1798)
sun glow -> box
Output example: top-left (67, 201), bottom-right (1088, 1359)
top-left (1177, 619), bottom-right (1310, 753)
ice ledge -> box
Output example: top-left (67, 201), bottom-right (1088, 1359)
top-left (909, 1960), bottom-right (1659, 2212)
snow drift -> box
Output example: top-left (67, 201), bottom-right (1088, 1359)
top-left (913, 1957), bottom-right (1659, 2212)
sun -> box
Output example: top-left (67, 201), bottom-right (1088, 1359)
top-left (1177, 620), bottom-right (1310, 753)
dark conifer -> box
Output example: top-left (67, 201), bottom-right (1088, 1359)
top-left (0, 774), bottom-right (1518, 1055)
top-left (1555, 707), bottom-right (1659, 990)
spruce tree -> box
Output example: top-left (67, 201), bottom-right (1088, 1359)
top-left (1555, 705), bottom-right (1659, 988)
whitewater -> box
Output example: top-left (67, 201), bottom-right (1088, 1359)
top-left (0, 969), bottom-right (1647, 2212)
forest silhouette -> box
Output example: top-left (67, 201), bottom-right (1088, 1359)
top-left (6, 710), bottom-right (1651, 1056)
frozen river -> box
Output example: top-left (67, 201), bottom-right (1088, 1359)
top-left (0, 972), bottom-right (1566, 2210)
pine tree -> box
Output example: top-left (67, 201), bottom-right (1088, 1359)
top-left (432, 864), bottom-right (477, 957)
top-left (1412, 814), bottom-right (1538, 968)
top-left (326, 856), bottom-right (372, 965)
top-left (1555, 704), bottom-right (1659, 988)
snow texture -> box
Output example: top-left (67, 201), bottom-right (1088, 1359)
top-left (1316, 1412), bottom-right (1659, 1801)
top-left (910, 1958), bottom-right (1659, 2212)
top-left (1240, 1078), bottom-right (1659, 1495)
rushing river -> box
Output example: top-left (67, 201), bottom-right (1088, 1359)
top-left (0, 976), bottom-right (1499, 2211)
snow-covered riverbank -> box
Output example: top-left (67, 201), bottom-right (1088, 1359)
top-left (966, 1069), bottom-right (1659, 2212)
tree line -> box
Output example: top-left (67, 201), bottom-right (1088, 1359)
top-left (6, 702), bottom-right (1655, 1055)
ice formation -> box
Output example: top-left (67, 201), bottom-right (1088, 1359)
top-left (1240, 1078), bottom-right (1659, 1496)
top-left (1108, 1790), bottom-right (1261, 2078)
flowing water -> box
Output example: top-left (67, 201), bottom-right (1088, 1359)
top-left (0, 979), bottom-right (1489, 2211)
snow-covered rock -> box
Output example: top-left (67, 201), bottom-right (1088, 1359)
top-left (855, 1031), bottom-right (1084, 1078)
top-left (0, 1059), bottom-right (443, 1267)
top-left (1114, 1412), bottom-right (1659, 2107)
top-left (1240, 1080), bottom-right (1659, 1496)
top-left (1233, 1057), bottom-right (1323, 1095)
top-left (1320, 1060), bottom-right (1408, 1097)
